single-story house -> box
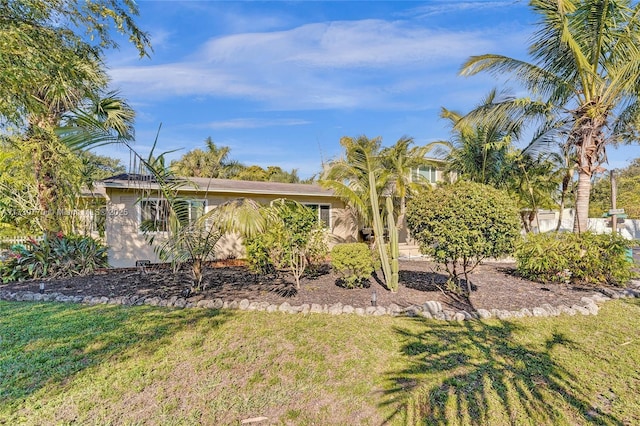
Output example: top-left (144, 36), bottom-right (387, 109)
top-left (97, 174), bottom-right (361, 267)
top-left (96, 159), bottom-right (451, 267)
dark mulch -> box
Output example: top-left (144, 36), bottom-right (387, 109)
top-left (0, 259), bottom-right (610, 312)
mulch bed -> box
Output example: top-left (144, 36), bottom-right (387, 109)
top-left (0, 259), bottom-right (610, 312)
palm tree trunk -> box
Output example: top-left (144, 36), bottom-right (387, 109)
top-left (573, 170), bottom-right (591, 233)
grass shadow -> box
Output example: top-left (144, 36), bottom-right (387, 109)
top-left (0, 301), bottom-right (232, 410)
top-left (382, 318), bottom-right (624, 425)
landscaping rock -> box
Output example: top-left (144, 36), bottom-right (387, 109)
top-left (365, 306), bottom-right (377, 315)
top-left (387, 303), bottom-right (402, 315)
top-left (278, 302), bottom-right (291, 313)
top-left (403, 306), bottom-right (421, 317)
top-left (257, 302), bottom-right (271, 311)
top-left (453, 312), bottom-right (466, 321)
top-left (310, 303), bottom-right (323, 313)
top-left (374, 306), bottom-right (387, 316)
top-left (173, 298), bottom-right (186, 308)
top-left (571, 305), bottom-right (590, 315)
top-left (213, 298), bottom-right (224, 309)
top-left (145, 297), bottom-right (161, 306)
top-left (541, 304), bottom-right (560, 316)
top-left (328, 303), bottom-right (343, 315)
top-left (167, 296), bottom-right (178, 306)
top-left (354, 307), bottom-right (365, 316)
top-left (266, 304), bottom-right (278, 313)
top-left (519, 308), bottom-right (532, 317)
top-left (443, 310), bottom-right (455, 321)
top-left (559, 305), bottom-right (576, 316)
top-left (228, 300), bottom-right (239, 309)
top-left (511, 311), bottom-right (524, 318)
top-left (476, 309), bottom-right (492, 319)
top-left (300, 304), bottom-right (310, 314)
top-left (583, 303), bottom-right (599, 315)
top-left (581, 297), bottom-right (595, 305)
top-left (423, 300), bottom-right (443, 315)
top-left (496, 310), bottom-right (512, 320)
top-left (342, 305), bottom-right (354, 314)
top-left (420, 311), bottom-right (433, 319)
top-left (532, 307), bottom-right (549, 317)
top-left (239, 299), bottom-right (251, 310)
top-left (247, 302), bottom-right (259, 311)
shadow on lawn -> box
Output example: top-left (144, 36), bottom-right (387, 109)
top-left (0, 302), bottom-right (231, 408)
top-left (382, 319), bottom-right (624, 426)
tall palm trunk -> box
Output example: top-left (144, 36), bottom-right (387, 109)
top-left (573, 170), bottom-right (592, 233)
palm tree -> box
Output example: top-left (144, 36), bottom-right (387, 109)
top-left (319, 136), bottom-right (387, 228)
top-left (435, 91), bottom-right (522, 189)
top-left (461, 0), bottom-right (640, 233)
top-left (380, 136), bottom-right (436, 229)
top-left (170, 137), bottom-right (242, 178)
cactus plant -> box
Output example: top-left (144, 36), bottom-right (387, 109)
top-left (386, 196), bottom-right (399, 291)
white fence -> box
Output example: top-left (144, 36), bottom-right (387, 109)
top-left (0, 236), bottom-right (44, 247)
top-left (536, 209), bottom-right (640, 240)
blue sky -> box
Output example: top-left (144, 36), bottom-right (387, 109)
top-left (101, 0), bottom-right (640, 179)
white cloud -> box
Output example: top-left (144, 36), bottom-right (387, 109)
top-left (108, 17), bottom-right (528, 110)
top-left (405, 1), bottom-right (516, 18)
top-left (203, 118), bottom-right (311, 130)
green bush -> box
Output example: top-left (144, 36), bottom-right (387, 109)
top-left (243, 200), bottom-right (328, 288)
top-left (330, 243), bottom-right (375, 288)
top-left (516, 232), bottom-right (635, 287)
top-left (406, 181), bottom-right (521, 293)
top-left (0, 233), bottom-right (108, 282)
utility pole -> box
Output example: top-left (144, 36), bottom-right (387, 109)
top-left (611, 170), bottom-right (617, 235)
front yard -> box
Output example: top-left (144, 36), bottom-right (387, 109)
top-left (1, 299), bottom-right (639, 425)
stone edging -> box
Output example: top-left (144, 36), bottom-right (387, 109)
top-left (1, 281), bottom-right (639, 321)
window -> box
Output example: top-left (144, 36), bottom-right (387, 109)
top-left (304, 204), bottom-right (331, 228)
top-left (412, 166), bottom-right (438, 184)
top-left (139, 198), bottom-right (205, 232)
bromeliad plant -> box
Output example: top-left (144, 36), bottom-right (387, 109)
top-left (0, 233), bottom-right (108, 282)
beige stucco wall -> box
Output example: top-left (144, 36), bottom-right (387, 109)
top-left (104, 188), bottom-right (359, 268)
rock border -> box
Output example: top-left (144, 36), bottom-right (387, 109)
top-left (1, 279), bottom-right (639, 321)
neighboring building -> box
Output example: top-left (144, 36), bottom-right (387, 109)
top-left (97, 174), bottom-right (359, 267)
top-left (410, 158), bottom-right (453, 185)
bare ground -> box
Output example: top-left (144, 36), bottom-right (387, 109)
top-left (0, 259), bottom-right (613, 312)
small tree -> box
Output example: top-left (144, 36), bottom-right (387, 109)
top-left (244, 199), bottom-right (328, 288)
top-left (406, 181), bottom-right (521, 293)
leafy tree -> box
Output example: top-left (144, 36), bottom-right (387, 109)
top-left (1, 1), bottom-right (149, 231)
top-left (233, 165), bottom-right (300, 183)
top-left (590, 158), bottom-right (640, 218)
top-left (0, 0), bottom-right (150, 127)
top-left (461, 0), bottom-right (640, 233)
top-left (244, 200), bottom-right (328, 289)
top-left (406, 181), bottom-right (521, 294)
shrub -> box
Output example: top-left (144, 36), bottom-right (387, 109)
top-left (243, 200), bottom-right (328, 288)
top-left (516, 232), bottom-right (635, 287)
top-left (0, 233), bottom-right (108, 282)
top-left (330, 243), bottom-right (375, 288)
top-left (406, 181), bottom-right (521, 293)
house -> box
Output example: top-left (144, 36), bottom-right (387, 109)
top-left (97, 174), bottom-right (360, 267)
top-left (97, 158), bottom-right (452, 267)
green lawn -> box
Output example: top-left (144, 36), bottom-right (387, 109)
top-left (1, 299), bottom-right (639, 425)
